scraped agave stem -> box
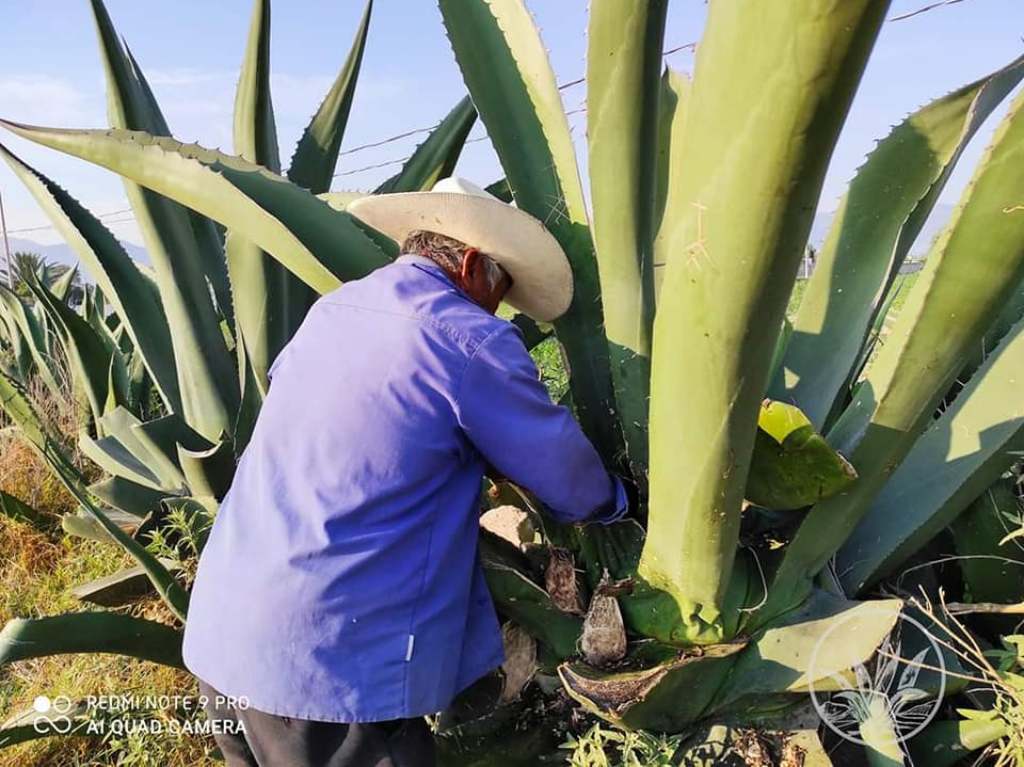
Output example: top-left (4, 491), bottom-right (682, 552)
top-left (581, 569), bottom-right (628, 667)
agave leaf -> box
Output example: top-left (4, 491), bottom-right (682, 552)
top-left (558, 642), bottom-right (747, 731)
top-left (71, 560), bottom-right (179, 607)
top-left (287, 0), bottom-right (372, 193)
top-left (768, 87), bottom-right (1024, 620)
top-left (480, 532), bottom-right (582, 660)
top-left (907, 717), bottom-right (1009, 767)
top-left (0, 123), bottom-right (391, 302)
top-left (0, 490), bottom-right (49, 530)
top-left (777, 54), bottom-right (1024, 428)
top-left (89, 0), bottom-right (238, 440)
top-left (88, 476), bottom-right (169, 518)
top-left (375, 96), bottom-right (477, 194)
top-left (746, 400), bottom-right (857, 511)
top-left (0, 613), bottom-right (183, 668)
top-left (50, 263), bottom-right (78, 302)
top-left (24, 271), bottom-right (114, 427)
top-left (0, 284), bottom-right (61, 397)
top-left (61, 508), bottom-right (141, 543)
top-left (837, 315), bottom-right (1024, 593)
top-left (711, 592), bottom-right (902, 711)
top-left (586, 0), bottom-right (668, 482)
top-left (0, 700), bottom-right (93, 749)
top-left (227, 0), bottom-right (303, 397)
top-left (860, 696), bottom-right (905, 767)
top-left (177, 438), bottom-right (235, 501)
top-left (438, 0), bottom-right (623, 462)
top-left (641, 0), bottom-right (888, 631)
top-left (949, 479), bottom-right (1024, 613)
top-left (0, 366), bottom-right (87, 493)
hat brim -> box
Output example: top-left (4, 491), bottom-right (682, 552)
top-left (347, 192), bottom-right (573, 322)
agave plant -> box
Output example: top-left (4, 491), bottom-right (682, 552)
top-left (2, 0), bottom-right (1024, 764)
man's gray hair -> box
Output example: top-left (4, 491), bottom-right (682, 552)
top-left (402, 229), bottom-right (506, 290)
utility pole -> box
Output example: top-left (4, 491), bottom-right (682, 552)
top-left (0, 190), bottom-right (12, 288)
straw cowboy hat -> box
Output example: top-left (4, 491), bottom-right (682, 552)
top-left (347, 177), bottom-right (573, 322)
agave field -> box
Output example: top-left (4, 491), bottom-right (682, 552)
top-left (2, 0), bottom-right (1024, 765)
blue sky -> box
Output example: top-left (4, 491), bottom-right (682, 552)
top-left (0, 0), bottom-right (1021, 246)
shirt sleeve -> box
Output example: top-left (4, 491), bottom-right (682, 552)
top-left (456, 323), bottom-right (628, 526)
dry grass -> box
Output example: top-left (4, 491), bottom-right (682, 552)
top-left (0, 378), bottom-right (217, 767)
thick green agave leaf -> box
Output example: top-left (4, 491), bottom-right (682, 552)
top-left (642, 0), bottom-right (888, 633)
top-left (61, 508), bottom-right (143, 543)
top-left (908, 716), bottom-right (1010, 767)
top-left (558, 641), bottom-right (746, 732)
top-left (89, 476), bottom-right (169, 518)
top-left (438, 0), bottom-right (623, 463)
top-left (287, 0), bottom-right (372, 193)
top-left (479, 531), bottom-right (582, 660)
top-left (767, 86), bottom-right (1024, 621)
top-left (0, 123), bottom-right (391, 297)
top-left (0, 613), bottom-right (183, 668)
top-left (50, 263), bottom-right (78, 302)
top-left (89, 0), bottom-right (238, 441)
top-left (586, 0), bottom-right (667, 483)
top-left (653, 66), bottom-right (691, 297)
top-left (227, 0), bottom-right (300, 398)
top-left (375, 97), bottom-right (477, 194)
top-left (949, 479), bottom-right (1024, 618)
top-left (776, 54), bottom-right (1024, 429)
top-left (837, 316), bottom-right (1024, 593)
top-left (746, 400), bottom-right (857, 511)
top-left (177, 438), bottom-right (235, 501)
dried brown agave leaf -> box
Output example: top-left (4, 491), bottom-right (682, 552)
top-left (581, 569), bottom-right (627, 666)
top-left (498, 621), bottom-right (537, 703)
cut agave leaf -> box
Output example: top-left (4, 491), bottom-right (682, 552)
top-left (558, 642), bottom-right (747, 731)
top-left (746, 400), bottom-right (857, 511)
top-left (0, 613), bottom-right (183, 668)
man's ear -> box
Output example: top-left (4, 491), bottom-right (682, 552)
top-left (461, 247), bottom-right (481, 282)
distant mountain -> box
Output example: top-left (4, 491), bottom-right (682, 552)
top-left (810, 203), bottom-right (954, 258)
top-left (4, 202), bottom-right (954, 275)
top-left (3, 236), bottom-right (149, 276)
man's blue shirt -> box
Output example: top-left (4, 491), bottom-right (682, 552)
top-left (182, 254), bottom-right (627, 722)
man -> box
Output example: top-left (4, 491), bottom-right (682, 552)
top-left (183, 178), bottom-right (629, 766)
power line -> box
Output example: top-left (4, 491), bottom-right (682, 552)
top-left (5, 207), bottom-right (134, 236)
